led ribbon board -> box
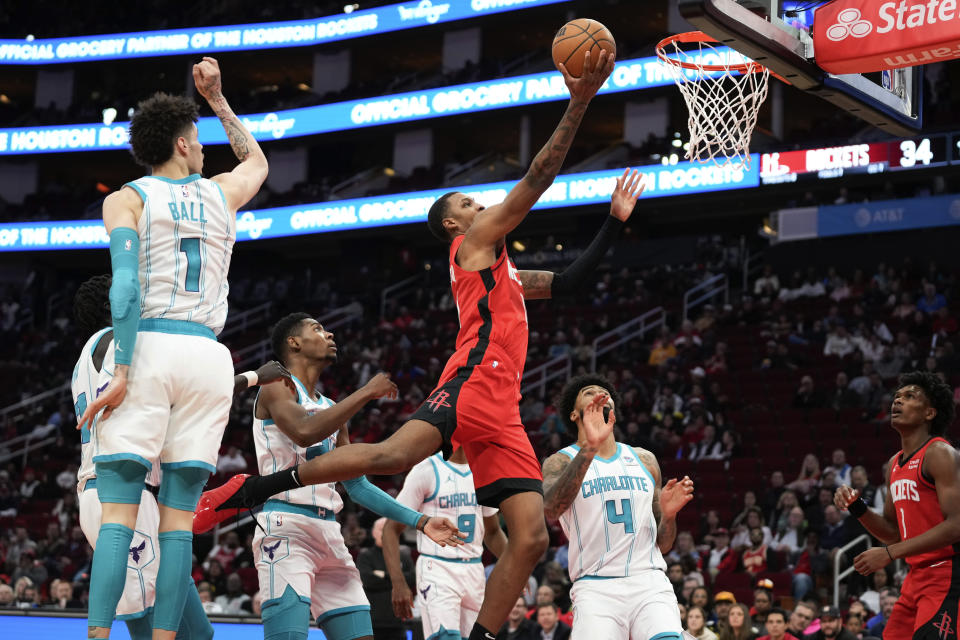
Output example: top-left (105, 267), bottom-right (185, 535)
top-left (0, 160), bottom-right (759, 251)
top-left (817, 193), bottom-right (960, 237)
top-left (0, 54), bottom-right (688, 155)
top-left (0, 0), bottom-right (570, 64)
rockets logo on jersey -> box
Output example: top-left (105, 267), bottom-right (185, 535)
top-left (891, 478), bottom-right (920, 502)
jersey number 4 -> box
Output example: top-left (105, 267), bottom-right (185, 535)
top-left (605, 498), bottom-right (635, 534)
top-left (179, 238), bottom-right (201, 292)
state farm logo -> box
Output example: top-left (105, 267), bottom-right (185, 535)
top-left (826, 8), bottom-right (873, 41)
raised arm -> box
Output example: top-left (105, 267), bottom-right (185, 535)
top-left (518, 168), bottom-right (645, 299)
top-left (461, 50), bottom-right (614, 254)
top-left (257, 372), bottom-right (397, 447)
top-left (634, 447), bottom-right (694, 554)
top-left (835, 455), bottom-right (901, 545)
top-left (192, 57), bottom-right (268, 211)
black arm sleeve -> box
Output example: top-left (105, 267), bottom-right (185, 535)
top-left (551, 215), bottom-right (624, 295)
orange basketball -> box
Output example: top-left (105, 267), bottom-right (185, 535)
top-left (551, 19), bottom-right (616, 77)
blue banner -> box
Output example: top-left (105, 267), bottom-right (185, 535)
top-left (0, 54), bottom-right (685, 155)
top-left (0, 160), bottom-right (759, 252)
top-left (0, 0), bottom-right (568, 64)
top-left (817, 194), bottom-right (960, 237)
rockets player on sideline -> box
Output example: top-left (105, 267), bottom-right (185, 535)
top-left (234, 312), bottom-right (463, 640)
top-left (836, 372), bottom-right (960, 640)
top-left (195, 49), bottom-right (625, 640)
top-left (76, 57), bottom-right (268, 639)
top-left (381, 448), bottom-right (508, 640)
top-left (71, 275), bottom-right (291, 639)
top-left (543, 375), bottom-right (694, 640)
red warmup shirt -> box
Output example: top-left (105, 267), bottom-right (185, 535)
top-left (889, 436), bottom-right (958, 568)
top-left (447, 235), bottom-right (529, 377)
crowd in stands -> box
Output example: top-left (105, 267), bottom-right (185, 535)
top-left (0, 231), bottom-right (957, 640)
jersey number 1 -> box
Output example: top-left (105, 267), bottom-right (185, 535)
top-left (179, 238), bottom-right (201, 292)
top-left (605, 498), bottom-right (635, 534)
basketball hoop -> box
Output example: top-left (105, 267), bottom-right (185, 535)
top-left (656, 31), bottom-right (776, 170)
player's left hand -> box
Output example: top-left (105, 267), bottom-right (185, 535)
top-left (660, 475), bottom-right (695, 518)
top-left (853, 546), bottom-right (892, 575)
top-left (391, 581), bottom-right (414, 620)
top-left (610, 168), bottom-right (645, 222)
top-left (255, 360), bottom-right (296, 395)
top-left (422, 517), bottom-right (466, 547)
top-left (193, 56), bottom-right (222, 100)
top-left (77, 368), bottom-right (128, 430)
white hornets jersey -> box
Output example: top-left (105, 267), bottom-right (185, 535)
top-left (252, 375), bottom-right (342, 511)
top-left (395, 454), bottom-right (497, 560)
top-left (72, 328), bottom-right (160, 490)
top-left (124, 175), bottom-right (235, 335)
top-left (557, 443), bottom-right (666, 581)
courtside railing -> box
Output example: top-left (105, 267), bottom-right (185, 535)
top-left (682, 274), bottom-right (728, 321)
top-left (833, 534), bottom-right (871, 607)
top-left (589, 307), bottom-right (666, 372)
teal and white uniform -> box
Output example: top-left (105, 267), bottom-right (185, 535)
top-left (557, 443), bottom-right (681, 640)
top-left (251, 375), bottom-right (371, 632)
top-left (74, 329), bottom-right (161, 620)
top-left (395, 454), bottom-right (497, 640)
top-left (93, 174), bottom-right (234, 474)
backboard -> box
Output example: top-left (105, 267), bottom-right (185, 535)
top-left (677, 0), bottom-right (923, 135)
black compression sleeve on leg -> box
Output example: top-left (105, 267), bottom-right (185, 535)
top-left (551, 215), bottom-right (624, 295)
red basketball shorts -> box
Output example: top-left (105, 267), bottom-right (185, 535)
top-left (884, 557), bottom-right (960, 639)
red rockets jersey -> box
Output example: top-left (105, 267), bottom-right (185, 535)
top-left (890, 436), bottom-right (958, 568)
top-left (448, 235), bottom-right (529, 378)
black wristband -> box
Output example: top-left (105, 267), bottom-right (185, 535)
top-left (885, 545), bottom-right (894, 561)
top-left (417, 515), bottom-right (429, 532)
top-left (551, 215), bottom-right (624, 295)
top-left (848, 497), bottom-right (868, 518)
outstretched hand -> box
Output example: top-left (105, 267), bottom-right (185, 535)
top-left (559, 49), bottom-right (614, 102)
top-left (660, 476), bottom-right (695, 519)
top-left (582, 391), bottom-right (615, 451)
top-left (77, 369), bottom-right (128, 431)
top-left (363, 372), bottom-right (399, 400)
top-left (422, 517), bottom-right (466, 547)
top-left (610, 168), bottom-right (645, 222)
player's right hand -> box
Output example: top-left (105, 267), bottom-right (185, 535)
top-left (256, 360), bottom-right (296, 395)
top-left (834, 485), bottom-right (861, 511)
top-left (364, 372), bottom-right (398, 400)
top-left (391, 581), bottom-right (414, 620)
top-left (559, 48), bottom-right (614, 102)
top-left (77, 368), bottom-right (128, 430)
top-left (582, 391), bottom-right (615, 451)
top-left (192, 56), bottom-right (222, 101)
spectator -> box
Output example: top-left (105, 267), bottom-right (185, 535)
top-left (771, 507), bottom-right (805, 555)
top-left (932, 306), bottom-right (958, 335)
top-left (791, 531), bottom-right (828, 600)
top-left (198, 583), bottom-right (224, 614)
top-left (214, 573), bottom-right (251, 614)
top-left (216, 446), bottom-right (248, 474)
top-left (357, 517), bottom-right (414, 640)
top-left (844, 611), bottom-right (879, 640)
top-left (828, 372), bottom-right (861, 410)
top-left (18, 468), bottom-right (39, 499)
top-left (689, 586), bottom-right (711, 612)
top-left (12, 550), bottom-right (47, 592)
top-left (787, 455), bottom-right (820, 498)
top-left (0, 583), bottom-right (13, 607)
top-left (742, 528), bottom-right (769, 575)
top-left (750, 584), bottom-right (774, 627)
top-left (719, 429), bottom-right (741, 460)
top-left (690, 424), bottom-right (723, 461)
top-left (688, 605), bottom-right (720, 640)
top-left (204, 558), bottom-right (227, 596)
top-left (56, 464), bottom-right (78, 491)
top-left (732, 491), bottom-right (759, 529)
top-left (824, 449), bottom-right (852, 486)
top-left (0, 482), bottom-right (18, 516)
top-left (819, 505), bottom-right (851, 552)
top-left (6, 526), bottom-right (37, 567)
top-left (916, 283), bottom-right (947, 314)
top-left (497, 597), bottom-right (538, 640)
top-left (713, 592), bottom-right (737, 632)
top-left (652, 386), bottom-right (684, 421)
top-left (649, 330), bottom-right (678, 367)
top-left (786, 601), bottom-right (817, 638)
top-left (719, 602), bottom-right (757, 640)
top-left (46, 579), bottom-right (83, 609)
top-left (758, 608), bottom-right (799, 640)
top-left (806, 606), bottom-right (857, 640)
top-left (823, 326), bottom-right (856, 358)
top-left (204, 531), bottom-right (244, 572)
top-left (534, 602), bottom-right (571, 640)
top-left (707, 528), bottom-right (738, 578)
top-left (762, 471), bottom-right (786, 519)
top-left (849, 465), bottom-right (877, 509)
top-left (754, 265), bottom-right (780, 299)
top-left (17, 583), bottom-right (39, 609)
top-left (858, 567), bottom-right (890, 615)
top-left (865, 588), bottom-right (898, 637)
top-left (732, 508), bottom-right (772, 550)
top-left (681, 577), bottom-right (701, 604)
top-left (770, 490), bottom-right (801, 533)
top-left (792, 376), bottom-right (825, 409)
top-left (667, 561), bottom-right (685, 600)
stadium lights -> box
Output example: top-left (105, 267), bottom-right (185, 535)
top-left (343, 4), bottom-right (359, 13)
top-left (101, 108), bottom-right (117, 126)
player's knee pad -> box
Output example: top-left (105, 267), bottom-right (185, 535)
top-left (95, 459), bottom-right (148, 504)
top-left (158, 465), bottom-right (211, 511)
top-left (262, 585), bottom-right (311, 640)
top-left (427, 628), bottom-right (462, 640)
top-left (317, 607), bottom-right (373, 640)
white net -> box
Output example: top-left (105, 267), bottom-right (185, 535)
top-left (657, 35), bottom-right (771, 170)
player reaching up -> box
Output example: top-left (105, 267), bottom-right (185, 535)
top-left (76, 57), bottom-right (268, 639)
top-left (835, 371), bottom-right (960, 639)
top-left (542, 375), bottom-right (694, 640)
top-left (195, 49), bottom-right (634, 640)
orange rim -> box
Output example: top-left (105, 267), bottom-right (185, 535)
top-left (655, 31), bottom-right (766, 74)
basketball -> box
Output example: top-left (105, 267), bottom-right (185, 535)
top-left (551, 19), bottom-right (616, 77)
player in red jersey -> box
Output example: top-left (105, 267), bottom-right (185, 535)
top-left (835, 371), bottom-right (960, 640)
top-left (194, 50), bottom-right (642, 640)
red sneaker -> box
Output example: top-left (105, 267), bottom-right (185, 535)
top-left (193, 473), bottom-right (251, 534)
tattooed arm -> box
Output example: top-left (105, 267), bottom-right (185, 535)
top-left (192, 57), bottom-right (268, 211)
top-left (459, 50), bottom-right (614, 259)
top-left (542, 451), bottom-right (596, 521)
top-left (634, 447), bottom-right (694, 554)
